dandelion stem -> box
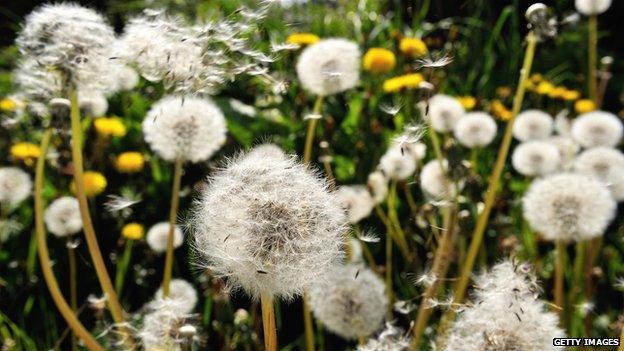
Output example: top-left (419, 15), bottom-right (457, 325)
top-left (69, 88), bottom-right (131, 342)
top-left (115, 240), bottom-right (134, 295)
top-left (554, 240), bottom-right (565, 320)
top-left (385, 225), bottom-right (393, 315)
top-left (35, 128), bottom-right (104, 351)
top-left (303, 292), bottom-right (315, 351)
top-left (437, 31), bottom-right (537, 340)
top-left (260, 292), bottom-right (277, 351)
top-left (68, 243), bottom-right (78, 351)
top-left (303, 96), bottom-right (324, 164)
top-left (387, 181), bottom-right (410, 259)
top-left (162, 157), bottom-right (183, 296)
top-left (588, 15), bottom-right (598, 104)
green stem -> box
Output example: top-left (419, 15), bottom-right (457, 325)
top-left (68, 244), bottom-right (78, 351)
top-left (303, 292), bottom-right (315, 351)
top-left (35, 128), bottom-right (104, 351)
top-left (385, 227), bottom-right (393, 316)
top-left (554, 240), bottom-right (565, 321)
top-left (162, 158), bottom-right (184, 296)
top-left (588, 15), bottom-right (598, 104)
top-left (261, 292), bottom-right (277, 351)
top-left (302, 96), bottom-right (324, 165)
top-left (69, 88), bottom-right (127, 327)
top-left (115, 240), bottom-right (134, 295)
top-left (438, 31), bottom-right (538, 342)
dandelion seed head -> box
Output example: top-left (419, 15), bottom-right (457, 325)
top-left (44, 197), bottom-right (82, 237)
top-left (191, 146), bottom-right (347, 300)
top-left (146, 222), bottom-right (184, 254)
top-left (348, 238), bottom-right (364, 263)
top-left (511, 141), bottom-right (560, 176)
top-left (16, 3), bottom-right (118, 92)
top-left (571, 111), bottom-right (623, 148)
top-left (296, 38), bottom-right (361, 96)
top-left (444, 260), bottom-right (565, 351)
top-left (78, 91), bottom-right (108, 117)
top-left (357, 323), bottom-right (411, 351)
top-left (379, 145), bottom-right (418, 181)
top-left (0, 167), bottom-right (32, 207)
top-left (575, 0), bottom-right (612, 15)
top-left (522, 173), bottom-right (616, 242)
top-left (153, 279), bottom-right (198, 315)
top-left (573, 147), bottom-right (624, 201)
top-left (143, 95), bottom-right (227, 163)
top-left (423, 94), bottom-right (465, 133)
top-left (420, 160), bottom-right (460, 199)
top-left (453, 112), bottom-right (498, 148)
top-left (309, 264), bottom-right (387, 340)
top-left (335, 185), bottom-right (375, 224)
top-left (367, 171), bottom-right (389, 204)
top-left (138, 298), bottom-right (196, 350)
top-left (512, 110), bottom-right (554, 141)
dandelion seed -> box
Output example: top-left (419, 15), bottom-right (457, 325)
top-left (357, 323), bottom-right (411, 351)
top-left (379, 102), bottom-right (402, 115)
top-left (104, 194), bottom-right (141, 213)
top-left (393, 300), bottom-right (416, 314)
top-left (357, 230), bottom-right (380, 243)
top-left (414, 54), bottom-right (453, 69)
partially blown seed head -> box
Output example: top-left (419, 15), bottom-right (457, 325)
top-left (153, 279), bottom-right (198, 315)
top-left (191, 145), bottom-right (347, 300)
top-left (44, 197), bottom-right (82, 237)
top-left (143, 95), bottom-right (227, 163)
top-left (296, 38), bottom-right (361, 96)
top-left (445, 260), bottom-right (565, 351)
top-left (522, 173), bottom-right (616, 242)
top-left (309, 264), bottom-right (387, 340)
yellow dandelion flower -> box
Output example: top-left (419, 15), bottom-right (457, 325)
top-left (10, 142), bottom-right (41, 162)
top-left (535, 81), bottom-right (555, 95)
top-left (115, 152), bottom-right (145, 173)
top-left (399, 37), bottom-right (428, 57)
top-left (548, 86), bottom-right (567, 99)
top-left (0, 98), bottom-right (17, 111)
top-left (457, 96), bottom-right (477, 110)
top-left (71, 171), bottom-right (107, 197)
top-left (382, 73), bottom-right (424, 93)
top-left (93, 117), bottom-right (127, 138)
top-left (286, 33), bottom-right (320, 46)
top-left (574, 99), bottom-right (597, 114)
top-left (122, 222), bottom-right (144, 240)
top-left (491, 100), bottom-right (513, 121)
top-left (363, 48), bottom-right (396, 74)
top-left (562, 89), bottom-right (581, 101)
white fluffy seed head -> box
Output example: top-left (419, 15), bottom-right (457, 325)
top-left (453, 112), bottom-right (498, 148)
top-left (146, 222), bottom-right (184, 253)
top-left (335, 185), bottom-right (375, 224)
top-left (511, 141), bottom-right (561, 176)
top-left (574, 147), bottom-right (624, 201)
top-left (296, 38), bottom-right (361, 96)
top-left (309, 264), bottom-right (387, 340)
top-left (378, 145), bottom-right (418, 181)
top-left (191, 146), bottom-right (347, 300)
top-left (522, 173), bottom-right (616, 242)
top-left (444, 260), bottom-right (565, 351)
top-left (512, 110), bottom-right (554, 141)
top-left (0, 167), bottom-right (32, 207)
top-left (138, 298), bottom-right (195, 350)
top-left (78, 91), bottom-right (108, 117)
top-left (367, 171), bottom-right (389, 204)
top-left (423, 94), bottom-right (466, 133)
top-left (143, 95), bottom-right (227, 163)
top-left (16, 3), bottom-right (117, 92)
top-left (153, 279), bottom-right (198, 315)
top-left (44, 197), bottom-right (82, 237)
top-left (357, 323), bottom-right (410, 351)
top-left (575, 0), bottom-right (612, 15)
top-left (571, 111), bottom-right (623, 148)
top-left (420, 160), bottom-right (458, 199)
top-left (547, 136), bottom-right (580, 170)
